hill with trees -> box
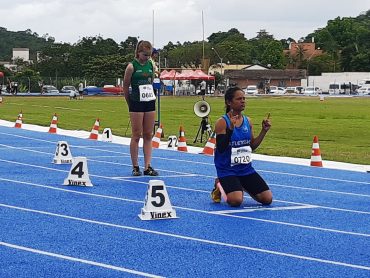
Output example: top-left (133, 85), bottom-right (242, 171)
top-left (0, 28), bottom-right (55, 61)
top-left (0, 9), bottom-right (369, 89)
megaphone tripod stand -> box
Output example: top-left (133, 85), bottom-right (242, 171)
top-left (193, 116), bottom-right (211, 143)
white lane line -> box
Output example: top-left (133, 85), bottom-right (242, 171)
top-left (271, 183), bottom-right (370, 198)
top-left (0, 154), bottom-right (369, 214)
top-left (0, 157), bottom-right (194, 178)
top-left (111, 174), bottom-right (197, 179)
top-left (0, 178), bottom-right (143, 203)
top-left (259, 169), bottom-right (370, 185)
top-left (0, 241), bottom-right (163, 278)
top-left (55, 106), bottom-right (108, 112)
top-left (88, 155), bottom-right (128, 158)
top-left (2, 154), bottom-right (370, 206)
top-left (1, 203), bottom-right (370, 271)
top-left (2, 141), bottom-right (370, 193)
top-left (0, 177), bottom-right (369, 237)
top-left (0, 132), bottom-right (369, 186)
top-left (0, 143), bottom-right (53, 156)
top-left (213, 205), bottom-right (318, 214)
top-left (272, 199), bottom-right (370, 215)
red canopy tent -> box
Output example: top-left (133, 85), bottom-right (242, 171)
top-left (159, 69), bottom-right (177, 79)
top-left (193, 69), bottom-right (215, 80)
top-left (160, 69), bottom-right (216, 96)
top-left (160, 69), bottom-right (214, 80)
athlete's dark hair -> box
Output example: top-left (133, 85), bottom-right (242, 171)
top-left (224, 86), bottom-right (243, 113)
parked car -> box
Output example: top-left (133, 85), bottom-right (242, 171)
top-left (42, 85), bottom-right (59, 94)
top-left (82, 85), bottom-right (122, 95)
top-left (284, 87), bottom-right (298, 94)
top-left (243, 85), bottom-right (258, 95)
top-left (357, 86), bottom-right (370, 95)
top-left (102, 85), bottom-right (123, 94)
top-left (304, 87), bottom-right (322, 95)
top-left (269, 86), bottom-right (285, 94)
top-left (60, 86), bottom-right (78, 95)
top-left (83, 86), bottom-right (103, 95)
top-left (0, 85), bottom-right (6, 94)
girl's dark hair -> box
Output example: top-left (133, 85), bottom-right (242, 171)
top-left (224, 86), bottom-right (242, 113)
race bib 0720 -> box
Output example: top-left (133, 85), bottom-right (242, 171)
top-left (139, 84), bottom-right (156, 102)
top-left (231, 146), bottom-right (252, 166)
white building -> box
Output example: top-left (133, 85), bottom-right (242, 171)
top-left (12, 48), bottom-right (30, 62)
top-left (305, 72), bottom-right (370, 93)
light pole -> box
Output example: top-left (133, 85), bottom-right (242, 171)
top-left (211, 46), bottom-right (233, 88)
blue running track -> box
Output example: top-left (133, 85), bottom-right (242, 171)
top-left (0, 126), bottom-right (369, 277)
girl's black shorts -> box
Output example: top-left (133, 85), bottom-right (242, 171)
top-left (219, 172), bottom-right (270, 196)
top-left (129, 100), bottom-right (156, 112)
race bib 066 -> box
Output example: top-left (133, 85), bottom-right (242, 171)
top-left (139, 85), bottom-right (156, 102)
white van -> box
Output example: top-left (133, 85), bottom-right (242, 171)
top-left (359, 79), bottom-right (370, 87)
top-left (243, 85), bottom-right (258, 95)
top-left (328, 83), bottom-right (340, 95)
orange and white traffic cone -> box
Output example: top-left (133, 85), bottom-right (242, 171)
top-left (14, 111), bottom-right (23, 128)
top-left (89, 118), bottom-right (100, 140)
top-left (48, 113), bottom-right (58, 133)
top-left (14, 116), bottom-right (22, 128)
top-left (201, 131), bottom-right (216, 156)
top-left (152, 124), bottom-right (163, 148)
top-left (177, 126), bottom-right (188, 152)
top-left (310, 135), bottom-right (323, 167)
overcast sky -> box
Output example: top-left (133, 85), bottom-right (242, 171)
top-left (1, 0), bottom-right (369, 48)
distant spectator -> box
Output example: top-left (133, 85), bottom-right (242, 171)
top-left (78, 81), bottom-right (84, 100)
top-left (69, 90), bottom-right (77, 100)
top-left (150, 48), bottom-right (160, 77)
top-left (38, 80), bottom-right (44, 93)
top-left (6, 78), bottom-right (12, 94)
top-left (200, 80), bottom-right (206, 95)
top-left (13, 81), bottom-right (18, 94)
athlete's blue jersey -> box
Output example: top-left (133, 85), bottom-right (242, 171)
top-left (214, 115), bottom-right (256, 177)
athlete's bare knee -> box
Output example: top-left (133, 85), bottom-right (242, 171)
top-left (227, 200), bottom-right (242, 207)
top-left (258, 192), bottom-right (273, 205)
top-left (131, 135), bottom-right (141, 143)
top-left (261, 196), bottom-right (273, 205)
top-left (142, 132), bottom-right (152, 141)
top-left (227, 196), bottom-right (243, 207)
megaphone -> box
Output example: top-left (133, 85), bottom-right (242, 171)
top-left (193, 100), bottom-right (211, 118)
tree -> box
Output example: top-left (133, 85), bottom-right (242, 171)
top-left (119, 36), bottom-right (139, 56)
top-left (260, 41), bottom-right (285, 69)
top-left (248, 30), bottom-right (283, 68)
top-left (294, 44), bottom-right (307, 69)
top-left (310, 11), bottom-right (370, 72)
top-left (83, 54), bottom-right (128, 79)
top-left (208, 28), bottom-right (246, 44)
top-left (14, 69), bottom-right (41, 92)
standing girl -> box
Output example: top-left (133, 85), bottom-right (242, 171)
top-left (123, 40), bottom-right (158, 176)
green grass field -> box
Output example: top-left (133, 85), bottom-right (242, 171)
top-left (1, 95), bottom-right (369, 165)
